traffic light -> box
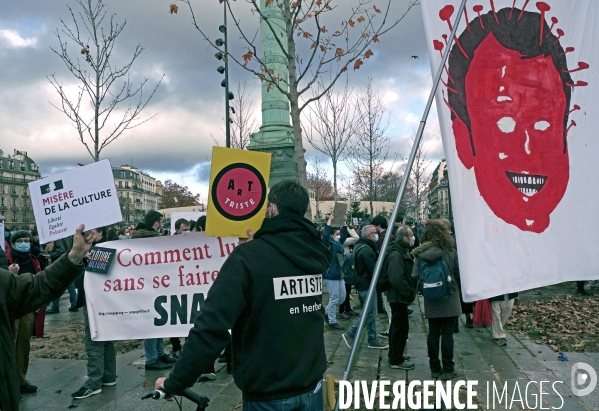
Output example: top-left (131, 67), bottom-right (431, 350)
top-left (214, 18), bottom-right (233, 147)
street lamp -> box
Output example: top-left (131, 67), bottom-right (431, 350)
top-left (214, 2), bottom-right (235, 148)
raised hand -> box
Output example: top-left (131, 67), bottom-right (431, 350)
top-left (68, 225), bottom-right (102, 264)
top-left (328, 214), bottom-right (335, 225)
top-left (239, 228), bottom-right (255, 244)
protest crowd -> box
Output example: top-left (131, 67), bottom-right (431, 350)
top-left (0, 180), bottom-right (595, 411)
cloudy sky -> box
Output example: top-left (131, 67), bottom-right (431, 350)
top-left (0, 0), bottom-right (444, 202)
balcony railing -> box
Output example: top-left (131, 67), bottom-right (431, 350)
top-left (0, 176), bottom-right (29, 185)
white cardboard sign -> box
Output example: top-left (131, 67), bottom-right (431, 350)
top-left (28, 160), bottom-right (122, 243)
top-left (84, 232), bottom-right (238, 341)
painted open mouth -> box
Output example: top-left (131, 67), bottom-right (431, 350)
top-left (506, 171), bottom-right (547, 197)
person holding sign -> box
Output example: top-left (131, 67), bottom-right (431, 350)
top-left (155, 180), bottom-right (333, 410)
top-left (0, 225), bottom-right (100, 411)
top-left (321, 213), bottom-right (348, 330)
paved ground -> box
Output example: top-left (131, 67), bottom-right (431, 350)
top-left (19, 291), bottom-right (599, 410)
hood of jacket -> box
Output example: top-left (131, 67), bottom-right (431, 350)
top-left (132, 230), bottom-right (160, 239)
top-left (411, 241), bottom-right (447, 262)
top-left (254, 212), bottom-right (333, 274)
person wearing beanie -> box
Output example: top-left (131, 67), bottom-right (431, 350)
top-left (1, 225), bottom-right (98, 410)
top-left (6, 230), bottom-right (43, 395)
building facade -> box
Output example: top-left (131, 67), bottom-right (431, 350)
top-left (112, 165), bottom-right (161, 224)
top-left (427, 159), bottom-right (452, 220)
top-left (0, 149), bottom-right (41, 230)
top-left (418, 196), bottom-right (429, 222)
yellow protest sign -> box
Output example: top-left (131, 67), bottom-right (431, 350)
top-left (206, 147), bottom-right (271, 238)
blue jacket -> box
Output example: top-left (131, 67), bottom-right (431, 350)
top-left (322, 225), bottom-right (348, 280)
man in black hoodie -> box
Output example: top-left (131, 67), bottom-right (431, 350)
top-left (156, 180), bottom-right (333, 410)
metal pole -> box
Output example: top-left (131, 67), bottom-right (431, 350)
top-left (224, 0), bottom-right (231, 148)
top-left (333, 1), bottom-right (468, 409)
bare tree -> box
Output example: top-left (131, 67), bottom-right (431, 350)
top-left (339, 173), bottom-right (357, 203)
top-left (172, 0), bottom-right (417, 191)
top-left (48, 0), bottom-right (162, 162)
top-left (214, 80), bottom-right (259, 148)
top-left (346, 78), bottom-right (391, 216)
top-left (404, 135), bottom-right (432, 220)
top-left (307, 157), bottom-right (333, 221)
top-left (230, 80), bottom-right (259, 149)
top-left (304, 78), bottom-right (361, 202)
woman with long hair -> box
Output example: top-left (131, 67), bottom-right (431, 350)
top-left (411, 220), bottom-right (461, 381)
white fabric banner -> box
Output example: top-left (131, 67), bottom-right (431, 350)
top-left (85, 232), bottom-right (239, 341)
top-left (421, 0), bottom-right (598, 301)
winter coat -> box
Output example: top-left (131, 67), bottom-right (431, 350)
top-left (322, 225), bottom-right (347, 280)
top-left (0, 247), bottom-right (7, 270)
top-left (49, 237), bottom-right (73, 261)
top-left (75, 236), bottom-right (109, 308)
top-left (6, 253), bottom-right (41, 275)
top-left (384, 241), bottom-right (416, 304)
top-left (416, 223), bottom-right (424, 241)
top-left (411, 242), bottom-right (461, 318)
top-left (30, 239), bottom-right (41, 259)
top-left (343, 228), bottom-right (359, 255)
top-left (165, 212), bottom-right (333, 401)
top-left (354, 238), bottom-right (379, 292)
top-left (0, 255), bottom-right (84, 411)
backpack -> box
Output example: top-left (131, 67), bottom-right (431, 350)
top-left (417, 252), bottom-right (454, 302)
top-left (341, 244), bottom-right (366, 286)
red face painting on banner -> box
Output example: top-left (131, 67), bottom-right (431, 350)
top-left (436, 1), bottom-right (589, 233)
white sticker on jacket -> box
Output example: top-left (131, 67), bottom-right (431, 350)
top-left (273, 274), bottom-right (323, 300)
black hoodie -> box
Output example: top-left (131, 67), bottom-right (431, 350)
top-left (165, 212), bottom-right (333, 401)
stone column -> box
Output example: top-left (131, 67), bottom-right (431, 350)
top-left (247, 0), bottom-right (299, 186)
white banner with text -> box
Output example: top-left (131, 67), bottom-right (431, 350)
top-left (84, 232), bottom-right (239, 341)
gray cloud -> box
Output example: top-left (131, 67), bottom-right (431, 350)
top-left (193, 162), bottom-right (212, 184)
top-left (0, 1), bottom-right (444, 195)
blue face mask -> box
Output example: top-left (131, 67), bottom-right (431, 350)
top-left (15, 242), bottom-right (31, 253)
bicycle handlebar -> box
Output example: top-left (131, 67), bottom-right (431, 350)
top-left (152, 388), bottom-right (210, 408)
